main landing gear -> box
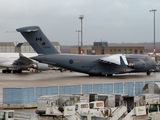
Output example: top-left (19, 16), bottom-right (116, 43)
top-left (2, 70), bottom-right (11, 73)
top-left (2, 69), bottom-right (22, 74)
top-left (146, 71), bottom-right (151, 76)
top-left (88, 73), bottom-right (113, 77)
top-left (107, 74), bottom-right (113, 77)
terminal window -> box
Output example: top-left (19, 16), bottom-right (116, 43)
top-left (118, 49), bottom-right (121, 52)
top-left (140, 50), bottom-right (143, 54)
top-left (124, 49), bottom-right (127, 54)
top-left (113, 49), bottom-right (116, 52)
top-left (134, 49), bottom-right (137, 54)
top-left (129, 49), bottom-right (132, 54)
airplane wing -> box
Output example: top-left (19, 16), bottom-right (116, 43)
top-left (98, 54), bottom-right (128, 65)
top-left (13, 53), bottom-right (34, 65)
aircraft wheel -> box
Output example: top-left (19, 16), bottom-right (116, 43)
top-left (2, 70), bottom-right (6, 73)
top-left (12, 70), bottom-right (17, 74)
top-left (99, 72), bottom-right (106, 76)
top-left (146, 71), bottom-right (151, 76)
top-left (88, 74), bottom-right (102, 76)
top-left (7, 70), bottom-right (12, 73)
top-left (89, 74), bottom-right (96, 76)
top-left (107, 74), bottom-right (113, 77)
top-left (17, 70), bottom-right (22, 73)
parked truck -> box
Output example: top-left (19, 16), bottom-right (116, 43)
top-left (0, 110), bottom-right (14, 120)
top-left (123, 102), bottom-right (160, 120)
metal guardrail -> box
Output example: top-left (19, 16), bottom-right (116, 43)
top-left (2, 81), bottom-right (160, 105)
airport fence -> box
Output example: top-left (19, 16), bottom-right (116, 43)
top-left (3, 80), bottom-right (160, 104)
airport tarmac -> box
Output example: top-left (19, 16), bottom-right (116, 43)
top-left (0, 70), bottom-right (160, 88)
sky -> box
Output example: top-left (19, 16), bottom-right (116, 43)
top-left (0, 0), bottom-right (160, 45)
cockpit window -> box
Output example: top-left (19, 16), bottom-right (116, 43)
top-left (81, 104), bottom-right (88, 108)
top-left (96, 102), bottom-right (104, 107)
top-left (149, 104), bottom-right (160, 113)
top-left (89, 103), bottom-right (94, 109)
top-left (8, 112), bottom-right (14, 118)
top-left (0, 112), bottom-right (5, 120)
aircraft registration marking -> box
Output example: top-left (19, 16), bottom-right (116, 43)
top-left (74, 60), bottom-right (79, 62)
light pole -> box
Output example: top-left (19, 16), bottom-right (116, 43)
top-left (79, 15), bottom-right (84, 54)
top-left (150, 9), bottom-right (157, 58)
top-left (76, 30), bottom-right (81, 54)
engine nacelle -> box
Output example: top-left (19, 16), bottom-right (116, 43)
top-left (32, 63), bottom-right (50, 70)
top-left (128, 59), bottom-right (146, 69)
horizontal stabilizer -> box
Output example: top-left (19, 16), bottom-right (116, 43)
top-left (13, 53), bottom-right (34, 64)
top-left (16, 26), bottom-right (38, 32)
top-left (99, 54), bottom-right (128, 65)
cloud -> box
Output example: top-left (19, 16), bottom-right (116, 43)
top-left (0, 0), bottom-right (160, 45)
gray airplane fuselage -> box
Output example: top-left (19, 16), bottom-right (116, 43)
top-left (31, 53), bottom-right (156, 76)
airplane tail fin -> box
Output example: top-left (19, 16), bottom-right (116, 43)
top-left (16, 26), bottom-right (59, 54)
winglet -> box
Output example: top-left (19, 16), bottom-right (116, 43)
top-left (16, 26), bottom-right (38, 32)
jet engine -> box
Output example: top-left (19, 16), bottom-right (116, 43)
top-left (32, 63), bottom-right (50, 70)
top-left (128, 59), bottom-right (146, 69)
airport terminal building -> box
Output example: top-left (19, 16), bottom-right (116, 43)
top-left (71, 42), bottom-right (144, 55)
top-left (0, 41), bottom-right (148, 55)
top-left (0, 42), bottom-right (15, 53)
top-left (15, 42), bottom-right (61, 53)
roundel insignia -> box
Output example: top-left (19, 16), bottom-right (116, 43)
top-left (69, 59), bottom-right (73, 64)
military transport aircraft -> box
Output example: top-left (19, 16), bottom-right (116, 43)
top-left (16, 26), bottom-right (158, 76)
